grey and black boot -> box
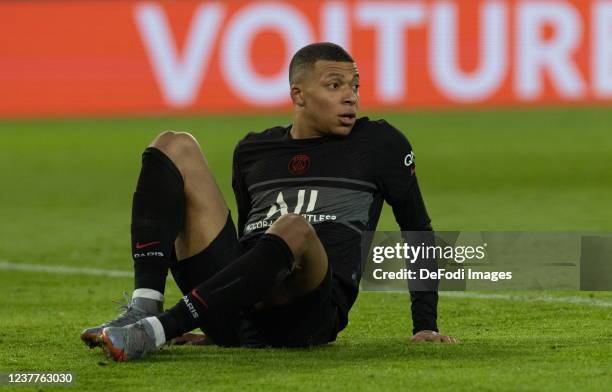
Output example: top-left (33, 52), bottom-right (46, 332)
top-left (80, 293), bottom-right (162, 348)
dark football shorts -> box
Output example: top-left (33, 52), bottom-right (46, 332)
top-left (170, 213), bottom-right (340, 348)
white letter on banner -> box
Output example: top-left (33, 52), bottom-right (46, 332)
top-left (135, 3), bottom-right (224, 107)
top-left (430, 1), bottom-right (507, 101)
top-left (516, 2), bottom-right (585, 100)
top-left (593, 2), bottom-right (612, 97)
top-left (220, 3), bottom-right (314, 106)
top-left (321, 2), bottom-right (350, 50)
top-left (356, 2), bottom-right (426, 102)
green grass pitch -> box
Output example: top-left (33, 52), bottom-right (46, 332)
top-left (0, 107), bottom-right (611, 391)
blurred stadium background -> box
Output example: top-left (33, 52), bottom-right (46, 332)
top-left (1, 1), bottom-right (611, 390)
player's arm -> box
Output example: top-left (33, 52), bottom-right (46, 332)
top-left (373, 121), bottom-right (457, 343)
top-left (231, 143), bottom-right (251, 237)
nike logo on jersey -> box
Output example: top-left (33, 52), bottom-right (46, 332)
top-left (135, 241), bottom-right (161, 250)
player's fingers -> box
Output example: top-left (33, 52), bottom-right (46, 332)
top-left (410, 335), bottom-right (428, 343)
top-left (418, 336), bottom-right (440, 343)
top-left (186, 338), bottom-right (207, 346)
top-left (169, 338), bottom-right (185, 345)
top-left (171, 332), bottom-right (209, 346)
top-left (411, 333), bottom-right (460, 344)
top-left (442, 335), bottom-right (460, 344)
top-left (169, 336), bottom-right (188, 345)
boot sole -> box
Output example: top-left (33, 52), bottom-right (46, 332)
top-left (101, 330), bottom-right (127, 362)
top-left (80, 331), bottom-right (102, 348)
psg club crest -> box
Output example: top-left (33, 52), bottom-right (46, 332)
top-left (288, 154), bottom-right (310, 175)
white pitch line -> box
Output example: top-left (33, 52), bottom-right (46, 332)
top-left (370, 290), bottom-right (612, 307)
top-left (440, 291), bottom-right (612, 307)
top-left (440, 291), bottom-right (612, 308)
top-left (0, 261), bottom-right (132, 278)
top-left (1, 260), bottom-right (611, 308)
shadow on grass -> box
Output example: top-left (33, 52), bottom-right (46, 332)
top-left (118, 336), bottom-right (527, 368)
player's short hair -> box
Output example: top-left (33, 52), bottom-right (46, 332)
top-left (289, 42), bottom-right (354, 84)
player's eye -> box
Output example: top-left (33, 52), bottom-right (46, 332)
top-left (353, 84), bottom-right (360, 92)
top-left (329, 82), bottom-right (339, 89)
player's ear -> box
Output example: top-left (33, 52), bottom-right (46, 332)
top-left (290, 85), bottom-right (305, 107)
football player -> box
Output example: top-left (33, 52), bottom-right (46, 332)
top-left (81, 42), bottom-right (457, 361)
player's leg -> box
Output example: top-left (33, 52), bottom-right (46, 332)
top-left (256, 214), bottom-right (328, 308)
top-left (101, 214), bottom-right (329, 360)
top-left (240, 215), bottom-right (339, 348)
top-left (81, 131), bottom-right (230, 347)
top-left (151, 131), bottom-right (229, 261)
top-left (158, 213), bottom-right (327, 339)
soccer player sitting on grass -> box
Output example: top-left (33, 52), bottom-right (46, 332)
top-left (80, 42), bottom-right (458, 361)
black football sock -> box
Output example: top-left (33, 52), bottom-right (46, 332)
top-left (131, 147), bottom-right (185, 295)
top-left (157, 233), bottom-right (294, 340)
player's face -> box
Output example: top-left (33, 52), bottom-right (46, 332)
top-left (302, 60), bottom-right (360, 136)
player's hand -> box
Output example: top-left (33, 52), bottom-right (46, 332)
top-left (410, 330), bottom-right (459, 343)
top-left (169, 332), bottom-right (213, 346)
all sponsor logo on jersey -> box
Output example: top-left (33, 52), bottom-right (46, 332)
top-left (245, 189), bottom-right (337, 233)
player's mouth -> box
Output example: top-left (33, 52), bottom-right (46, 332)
top-left (338, 113), bottom-right (356, 126)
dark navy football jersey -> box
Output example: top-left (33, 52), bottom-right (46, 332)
top-left (232, 116), bottom-right (438, 333)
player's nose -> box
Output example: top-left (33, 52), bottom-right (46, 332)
top-left (342, 88), bottom-right (358, 106)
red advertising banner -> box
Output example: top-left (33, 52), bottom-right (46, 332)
top-left (1, 0), bottom-right (611, 117)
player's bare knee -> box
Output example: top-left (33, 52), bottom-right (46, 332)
top-left (266, 214), bottom-right (315, 257)
top-left (150, 131), bottom-right (203, 168)
top-left (150, 130), bottom-right (179, 151)
top-left (150, 130), bottom-right (174, 146)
